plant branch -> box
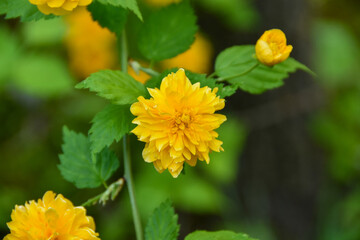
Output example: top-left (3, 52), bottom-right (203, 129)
top-left (121, 29), bottom-right (144, 240)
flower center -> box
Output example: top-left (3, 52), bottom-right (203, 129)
top-left (172, 112), bottom-right (192, 132)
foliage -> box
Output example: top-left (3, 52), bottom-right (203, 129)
top-left (89, 104), bottom-right (133, 154)
top-left (215, 45), bottom-right (313, 94)
top-left (58, 127), bottom-right (120, 188)
top-left (1, 0), bottom-right (54, 22)
top-left (138, 1), bottom-right (198, 61)
top-left (76, 70), bottom-right (146, 105)
top-left (145, 200), bottom-right (179, 240)
top-left (97, 0), bottom-right (142, 20)
top-left (88, 1), bottom-right (128, 35)
top-left (0, 0), bottom-right (317, 239)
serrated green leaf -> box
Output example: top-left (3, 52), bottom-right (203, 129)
top-left (145, 200), bottom-right (179, 240)
top-left (215, 45), bottom-right (258, 78)
top-left (221, 85), bottom-right (237, 97)
top-left (76, 70), bottom-right (147, 105)
top-left (3, 0), bottom-right (55, 22)
top-left (229, 57), bottom-right (313, 94)
top-left (12, 54), bottom-right (73, 98)
top-left (58, 127), bottom-right (119, 189)
top-left (185, 71), bottom-right (233, 98)
top-left (138, 2), bottom-right (198, 61)
top-left (215, 45), bottom-right (313, 94)
top-left (97, 0), bottom-right (142, 20)
top-left (89, 104), bottom-right (133, 154)
top-left (88, 1), bottom-right (128, 35)
top-left (185, 230), bottom-right (257, 240)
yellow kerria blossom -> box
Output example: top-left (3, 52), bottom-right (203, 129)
top-left (64, 8), bottom-right (117, 79)
top-left (255, 29), bottom-right (293, 66)
top-left (160, 33), bottom-right (214, 74)
top-left (4, 191), bottom-right (100, 240)
top-left (29, 0), bottom-right (92, 16)
top-left (130, 69), bottom-right (226, 178)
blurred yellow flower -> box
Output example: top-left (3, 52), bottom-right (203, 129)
top-left (4, 191), bottom-right (100, 240)
top-left (255, 29), bottom-right (293, 66)
top-left (29, 0), bottom-right (92, 15)
top-left (64, 8), bottom-right (117, 79)
top-left (144, 0), bottom-right (181, 7)
top-left (128, 61), bottom-right (151, 84)
top-left (160, 33), bottom-right (214, 74)
top-left (130, 69), bottom-right (226, 178)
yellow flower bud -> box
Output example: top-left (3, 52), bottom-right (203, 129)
top-left (255, 29), bottom-right (293, 66)
top-left (29, 0), bottom-right (92, 16)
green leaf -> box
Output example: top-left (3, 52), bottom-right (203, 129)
top-left (97, 0), bottom-right (142, 21)
top-left (221, 85), bottom-right (237, 98)
top-left (3, 0), bottom-right (55, 22)
top-left (138, 2), bottom-right (198, 61)
top-left (215, 45), bottom-right (257, 77)
top-left (145, 200), bottom-right (180, 240)
top-left (11, 54), bottom-right (73, 98)
top-left (215, 45), bottom-right (313, 94)
top-left (230, 57), bottom-right (313, 94)
top-left (76, 70), bottom-right (147, 105)
top-left (185, 230), bottom-right (257, 240)
top-left (89, 104), bottom-right (134, 154)
top-left (186, 71), bottom-right (234, 98)
top-left (58, 127), bottom-right (119, 189)
top-left (88, 1), bottom-right (128, 35)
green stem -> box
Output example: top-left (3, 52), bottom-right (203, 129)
top-left (120, 30), bottom-right (128, 72)
top-left (139, 66), bottom-right (160, 77)
top-left (123, 135), bottom-right (144, 240)
top-left (120, 29), bottom-right (144, 240)
top-left (217, 63), bottom-right (259, 82)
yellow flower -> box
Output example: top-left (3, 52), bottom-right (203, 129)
top-left (64, 8), bottom-right (117, 79)
top-left (144, 0), bottom-right (181, 7)
top-left (160, 33), bottom-right (214, 74)
top-left (130, 69), bottom-right (226, 178)
top-left (29, 0), bottom-right (92, 15)
top-left (4, 191), bottom-right (100, 240)
top-left (255, 29), bottom-right (293, 66)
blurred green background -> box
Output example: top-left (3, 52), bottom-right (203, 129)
top-left (1, 0), bottom-right (360, 240)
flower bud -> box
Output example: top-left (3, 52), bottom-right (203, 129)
top-left (255, 29), bottom-right (293, 66)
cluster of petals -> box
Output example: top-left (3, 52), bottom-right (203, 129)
top-left (4, 191), bottom-right (100, 240)
top-left (29, 0), bottom-right (92, 16)
top-left (130, 69), bottom-right (226, 178)
top-left (255, 29), bottom-right (293, 66)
